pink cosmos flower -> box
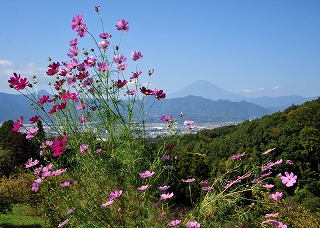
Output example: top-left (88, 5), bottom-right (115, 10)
top-left (201, 186), bottom-right (214, 191)
top-left (51, 136), bottom-right (68, 157)
top-left (60, 180), bottom-right (77, 187)
top-left (80, 144), bottom-right (89, 154)
top-left (139, 170), bottom-right (155, 179)
top-left (137, 185), bottom-right (148, 191)
top-left (168, 220), bottom-right (181, 227)
top-left (58, 218), bottom-right (69, 228)
top-left (25, 158), bottom-right (39, 168)
top-left (110, 190), bottom-right (123, 200)
top-left (98, 40), bottom-right (110, 50)
top-left (77, 103), bottom-right (88, 110)
top-left (280, 172), bottom-right (297, 187)
top-left (32, 178), bottom-right (42, 192)
top-left (186, 221), bottom-right (201, 228)
top-left (131, 51), bottom-right (143, 61)
top-left (269, 192), bottom-right (283, 201)
top-left (184, 120), bottom-right (195, 130)
top-left (265, 212), bottom-right (279, 218)
top-left (113, 54), bottom-right (127, 65)
top-left (101, 199), bottom-right (114, 207)
top-left (161, 155), bottom-right (170, 161)
top-left (263, 147), bottom-right (276, 154)
top-left (260, 171), bottom-right (272, 179)
top-left (12, 116), bottom-right (24, 131)
top-left (67, 46), bottom-right (79, 59)
top-left (71, 14), bottom-right (84, 31)
top-left (97, 62), bottom-right (109, 72)
top-left (160, 115), bottom-right (172, 121)
top-left (157, 185), bottom-right (170, 191)
top-left (230, 152), bottom-right (246, 160)
top-left (84, 56), bottom-right (97, 67)
top-left (182, 178), bottom-right (195, 183)
top-left (224, 180), bottom-right (235, 189)
top-left (274, 159), bottom-right (283, 165)
top-left (69, 38), bottom-right (78, 46)
top-left (263, 184), bottom-right (274, 189)
top-left (126, 90), bottom-right (138, 95)
top-left (199, 179), bottom-right (209, 185)
top-left (76, 23), bottom-right (88, 38)
top-left (286, 160), bottom-right (293, 165)
top-left (117, 64), bottom-right (127, 71)
top-left (26, 127), bottom-right (39, 139)
top-left (115, 19), bottom-right (130, 32)
top-left (95, 148), bottom-right (102, 153)
top-left (79, 116), bottom-right (88, 123)
top-left (262, 220), bottom-right (287, 228)
top-left (160, 192), bottom-right (174, 200)
top-left (99, 32), bottom-right (111, 39)
top-left (52, 168), bottom-right (67, 176)
top-left (29, 115), bottom-right (40, 124)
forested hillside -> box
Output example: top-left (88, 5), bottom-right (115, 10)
top-left (149, 97), bottom-right (320, 211)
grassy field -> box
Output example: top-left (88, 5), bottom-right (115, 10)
top-left (0, 205), bottom-right (45, 228)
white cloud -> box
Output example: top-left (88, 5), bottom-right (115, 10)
top-left (0, 60), bottom-right (14, 67)
top-left (272, 86), bottom-right (280, 90)
top-left (0, 59), bottom-right (46, 80)
top-left (301, 84), bottom-right (309, 88)
top-left (235, 87), bottom-right (265, 93)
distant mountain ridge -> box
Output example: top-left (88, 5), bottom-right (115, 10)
top-left (168, 80), bottom-right (318, 110)
top-left (0, 81), bottom-right (318, 123)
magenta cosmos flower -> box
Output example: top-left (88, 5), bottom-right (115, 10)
top-left (51, 136), bottom-right (68, 157)
top-left (139, 170), bottom-right (155, 179)
top-left (280, 172), bottom-right (297, 187)
top-left (12, 116), bottom-right (24, 131)
top-left (160, 115), bottom-right (172, 121)
top-left (115, 19), bottom-right (130, 32)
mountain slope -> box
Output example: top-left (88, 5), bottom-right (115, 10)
top-left (144, 95), bottom-right (270, 122)
top-left (168, 80), bottom-right (246, 101)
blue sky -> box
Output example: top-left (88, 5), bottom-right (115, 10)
top-left (1, 0), bottom-right (319, 98)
